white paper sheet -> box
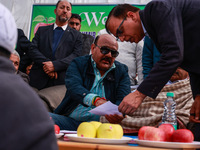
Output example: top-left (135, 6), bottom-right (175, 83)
top-left (89, 101), bottom-right (122, 116)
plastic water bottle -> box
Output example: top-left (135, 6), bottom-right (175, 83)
top-left (161, 92), bottom-right (177, 130)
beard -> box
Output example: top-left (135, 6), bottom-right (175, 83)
top-left (58, 15), bottom-right (69, 23)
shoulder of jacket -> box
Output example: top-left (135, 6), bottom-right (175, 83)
top-left (114, 60), bottom-right (128, 72)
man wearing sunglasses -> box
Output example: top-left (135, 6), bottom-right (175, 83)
top-left (98, 29), bottom-right (143, 86)
top-left (68, 13), bottom-right (94, 56)
top-left (105, 1), bottom-right (200, 140)
top-left (50, 34), bottom-right (131, 130)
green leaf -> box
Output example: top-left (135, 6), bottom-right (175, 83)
top-left (48, 17), bottom-right (55, 22)
top-left (33, 15), bottom-right (45, 22)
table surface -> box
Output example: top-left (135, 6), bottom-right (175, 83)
top-left (57, 138), bottom-right (196, 150)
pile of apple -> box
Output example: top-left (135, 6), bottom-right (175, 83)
top-left (138, 124), bottom-right (194, 142)
top-left (77, 121), bottom-right (123, 139)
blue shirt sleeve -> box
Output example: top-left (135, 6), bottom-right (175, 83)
top-left (83, 93), bottom-right (99, 106)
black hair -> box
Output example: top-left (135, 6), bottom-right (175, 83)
top-left (93, 35), bottom-right (100, 45)
top-left (56, 0), bottom-right (72, 8)
top-left (70, 13), bottom-right (82, 22)
top-left (105, 4), bottom-right (140, 34)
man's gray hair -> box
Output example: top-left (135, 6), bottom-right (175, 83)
top-left (12, 50), bottom-right (20, 60)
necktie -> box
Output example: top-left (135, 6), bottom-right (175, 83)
top-left (52, 27), bottom-right (64, 59)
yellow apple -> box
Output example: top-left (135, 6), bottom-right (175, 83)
top-left (77, 122), bottom-right (96, 138)
top-left (113, 124), bottom-right (123, 139)
top-left (90, 121), bottom-right (102, 130)
top-left (97, 123), bottom-right (116, 139)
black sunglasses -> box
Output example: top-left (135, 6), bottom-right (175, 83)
top-left (69, 22), bottom-right (80, 26)
top-left (95, 45), bottom-right (119, 58)
top-left (116, 16), bottom-right (126, 41)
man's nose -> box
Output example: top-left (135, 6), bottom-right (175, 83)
top-left (119, 36), bottom-right (125, 42)
top-left (105, 51), bottom-right (112, 57)
top-left (63, 7), bottom-right (67, 13)
top-left (72, 25), bottom-right (76, 28)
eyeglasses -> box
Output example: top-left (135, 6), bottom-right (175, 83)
top-left (95, 45), bottom-right (119, 58)
top-left (116, 17), bottom-right (126, 41)
top-left (69, 22), bottom-right (80, 26)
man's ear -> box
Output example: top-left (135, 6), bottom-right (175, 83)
top-left (90, 43), bottom-right (95, 54)
top-left (127, 11), bottom-right (137, 22)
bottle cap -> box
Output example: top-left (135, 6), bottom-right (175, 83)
top-left (166, 92), bottom-right (174, 97)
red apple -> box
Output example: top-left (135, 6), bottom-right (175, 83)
top-left (34, 22), bottom-right (53, 35)
top-left (172, 129), bottom-right (194, 143)
top-left (138, 126), bottom-right (151, 140)
top-left (159, 124), bottom-right (175, 142)
top-left (144, 126), bottom-right (166, 141)
top-left (54, 124), bottom-right (60, 134)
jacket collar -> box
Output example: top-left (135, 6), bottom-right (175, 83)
top-left (139, 10), bottom-right (161, 51)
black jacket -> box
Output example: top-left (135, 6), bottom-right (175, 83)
top-left (138, 0), bottom-right (200, 98)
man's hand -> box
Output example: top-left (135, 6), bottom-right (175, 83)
top-left (43, 61), bottom-right (55, 74)
top-left (94, 98), bottom-right (107, 107)
top-left (189, 95), bottom-right (200, 123)
top-left (47, 72), bottom-right (58, 79)
top-left (118, 90), bottom-right (146, 115)
top-left (105, 114), bottom-right (125, 124)
top-left (170, 67), bottom-right (188, 82)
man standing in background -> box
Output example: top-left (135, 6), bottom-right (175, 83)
top-left (29, 0), bottom-right (82, 90)
top-left (68, 13), bottom-right (94, 55)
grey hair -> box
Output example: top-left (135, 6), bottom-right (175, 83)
top-left (12, 50), bottom-right (20, 60)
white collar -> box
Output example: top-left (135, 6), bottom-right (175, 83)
top-left (54, 23), bottom-right (68, 31)
top-left (141, 20), bottom-right (148, 36)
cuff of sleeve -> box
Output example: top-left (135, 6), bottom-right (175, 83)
top-left (83, 93), bottom-right (99, 106)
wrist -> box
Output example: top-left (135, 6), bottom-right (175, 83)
top-left (135, 90), bottom-right (146, 99)
top-left (93, 97), bottom-right (106, 106)
top-left (92, 96), bottom-right (100, 105)
top-left (195, 95), bottom-right (200, 100)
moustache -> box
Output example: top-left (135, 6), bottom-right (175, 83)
top-left (101, 57), bottom-right (111, 64)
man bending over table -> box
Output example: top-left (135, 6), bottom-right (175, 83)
top-left (50, 34), bottom-right (131, 130)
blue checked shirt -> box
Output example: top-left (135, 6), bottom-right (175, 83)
top-left (69, 57), bottom-right (115, 121)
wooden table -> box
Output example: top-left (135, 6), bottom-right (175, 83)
top-left (57, 140), bottom-right (196, 150)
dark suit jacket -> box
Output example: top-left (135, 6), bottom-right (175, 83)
top-left (16, 29), bottom-right (31, 73)
top-left (138, 0), bottom-right (200, 98)
top-left (29, 24), bottom-right (82, 90)
top-left (81, 33), bottom-right (94, 55)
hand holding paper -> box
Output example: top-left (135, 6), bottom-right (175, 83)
top-left (89, 101), bottom-right (122, 116)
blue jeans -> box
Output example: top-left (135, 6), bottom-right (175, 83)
top-left (49, 113), bottom-right (82, 130)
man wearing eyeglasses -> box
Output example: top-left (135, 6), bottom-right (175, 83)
top-left (50, 34), bottom-right (131, 130)
top-left (68, 13), bottom-right (94, 56)
top-left (105, 1), bottom-right (200, 138)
